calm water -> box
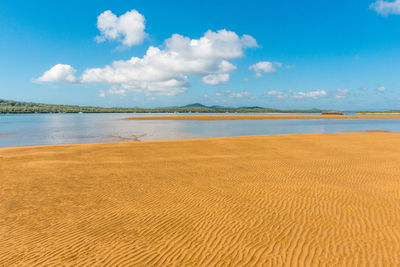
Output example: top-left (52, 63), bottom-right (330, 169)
top-left (1, 113), bottom-right (400, 147)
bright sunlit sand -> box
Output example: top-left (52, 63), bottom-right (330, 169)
top-left (1, 132), bottom-right (400, 266)
top-left (126, 114), bottom-right (400, 120)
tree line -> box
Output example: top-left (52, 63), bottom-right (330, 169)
top-left (0, 99), bottom-right (321, 114)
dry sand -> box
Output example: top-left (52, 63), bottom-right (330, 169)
top-left (1, 132), bottom-right (400, 266)
top-left (126, 114), bottom-right (400, 120)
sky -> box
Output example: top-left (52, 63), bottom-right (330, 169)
top-left (0, 0), bottom-right (400, 110)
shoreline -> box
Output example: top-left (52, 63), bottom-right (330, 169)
top-left (2, 132), bottom-right (400, 265)
top-left (126, 114), bottom-right (400, 120)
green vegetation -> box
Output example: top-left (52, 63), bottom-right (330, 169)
top-left (0, 99), bottom-right (321, 114)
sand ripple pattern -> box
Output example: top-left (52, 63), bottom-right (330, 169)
top-left (1, 132), bottom-right (400, 266)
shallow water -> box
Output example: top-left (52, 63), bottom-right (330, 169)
top-left (1, 113), bottom-right (400, 147)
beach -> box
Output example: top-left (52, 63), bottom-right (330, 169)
top-left (1, 132), bottom-right (400, 266)
top-left (126, 114), bottom-right (400, 120)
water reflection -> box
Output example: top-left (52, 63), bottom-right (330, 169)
top-left (0, 113), bottom-right (399, 147)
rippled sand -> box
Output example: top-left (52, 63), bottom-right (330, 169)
top-left (1, 133), bottom-right (400, 266)
top-left (126, 114), bottom-right (400, 120)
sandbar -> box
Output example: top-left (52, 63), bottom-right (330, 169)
top-left (1, 132), bottom-right (400, 266)
top-left (357, 112), bottom-right (400, 115)
top-left (126, 114), bottom-right (400, 120)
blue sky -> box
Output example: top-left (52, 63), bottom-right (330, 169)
top-left (0, 0), bottom-right (400, 110)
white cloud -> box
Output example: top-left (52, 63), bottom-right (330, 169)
top-left (292, 90), bottom-right (327, 99)
top-left (370, 0), bottom-right (400, 16)
top-left (99, 90), bottom-right (106, 98)
top-left (38, 29), bottom-right (257, 96)
top-left (96, 10), bottom-right (147, 47)
top-left (267, 90), bottom-right (288, 99)
top-left (216, 90), bottom-right (252, 98)
top-left (249, 61), bottom-right (276, 76)
top-left (98, 87), bottom-right (127, 98)
top-left (35, 64), bottom-right (78, 83)
top-left (377, 86), bottom-right (386, 92)
top-left (248, 61), bottom-right (286, 77)
top-left (108, 86), bottom-right (127, 96)
top-left (229, 91), bottom-right (251, 98)
top-left (267, 89), bottom-right (327, 99)
top-left (334, 88), bottom-right (349, 99)
top-left (202, 73), bottom-right (230, 85)
top-left (285, 64), bottom-right (296, 69)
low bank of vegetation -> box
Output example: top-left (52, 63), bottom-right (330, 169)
top-left (0, 100), bottom-right (321, 114)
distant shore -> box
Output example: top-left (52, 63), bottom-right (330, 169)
top-left (126, 114), bottom-right (400, 120)
top-left (2, 132), bottom-right (400, 265)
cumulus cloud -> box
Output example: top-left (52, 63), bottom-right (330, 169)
top-left (35, 64), bottom-right (78, 83)
top-left (202, 73), bottom-right (231, 85)
top-left (370, 0), bottom-right (400, 16)
top-left (38, 29), bottom-right (258, 96)
top-left (98, 86), bottom-right (128, 98)
top-left (96, 10), bottom-right (147, 47)
top-left (267, 89), bottom-right (327, 99)
top-left (216, 90), bottom-right (252, 98)
top-left (249, 61), bottom-right (276, 76)
top-left (292, 90), bottom-right (327, 99)
top-left (267, 90), bottom-right (288, 99)
top-left (248, 61), bottom-right (285, 77)
top-left (334, 88), bottom-right (349, 99)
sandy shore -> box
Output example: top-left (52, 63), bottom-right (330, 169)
top-left (126, 114), bottom-right (400, 120)
top-left (1, 133), bottom-right (400, 266)
top-left (357, 113), bottom-right (400, 115)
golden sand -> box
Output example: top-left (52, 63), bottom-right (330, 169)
top-left (1, 133), bottom-right (400, 266)
top-left (357, 113), bottom-right (400, 115)
top-left (126, 114), bottom-right (400, 120)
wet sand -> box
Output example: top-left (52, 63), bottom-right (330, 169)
top-left (126, 114), bottom-right (400, 120)
top-left (1, 132), bottom-right (400, 266)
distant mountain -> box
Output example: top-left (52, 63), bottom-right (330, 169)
top-left (181, 103), bottom-right (208, 108)
top-left (208, 105), bottom-right (226, 109)
top-left (238, 106), bottom-right (267, 110)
